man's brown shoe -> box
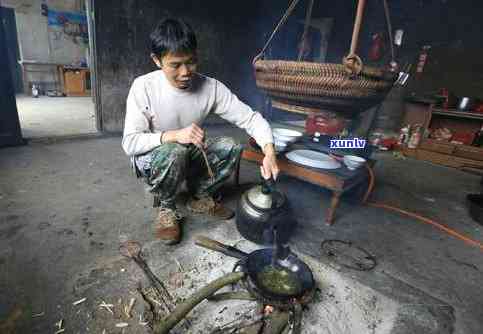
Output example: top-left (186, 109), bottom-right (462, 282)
top-left (154, 207), bottom-right (182, 244)
top-left (187, 195), bottom-right (235, 220)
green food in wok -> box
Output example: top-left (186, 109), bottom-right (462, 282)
top-left (256, 265), bottom-right (302, 296)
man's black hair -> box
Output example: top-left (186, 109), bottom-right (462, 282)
top-left (150, 17), bottom-right (197, 58)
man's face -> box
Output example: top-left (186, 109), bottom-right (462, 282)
top-left (153, 52), bottom-right (197, 89)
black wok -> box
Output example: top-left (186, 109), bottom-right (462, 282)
top-left (195, 236), bottom-right (314, 301)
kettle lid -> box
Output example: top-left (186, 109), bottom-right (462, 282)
top-left (247, 185), bottom-right (272, 210)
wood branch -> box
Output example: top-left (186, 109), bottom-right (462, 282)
top-left (200, 147), bottom-right (215, 181)
top-left (291, 303), bottom-right (303, 334)
top-left (281, 323), bottom-right (291, 334)
top-left (208, 291), bottom-right (256, 302)
top-left (264, 309), bottom-right (290, 334)
top-left (154, 272), bottom-right (245, 334)
top-left (120, 241), bottom-right (175, 314)
top-left (238, 320), bottom-right (264, 334)
top-left (211, 316), bottom-right (264, 334)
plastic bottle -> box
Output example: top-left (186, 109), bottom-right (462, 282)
top-left (408, 125), bottom-right (422, 149)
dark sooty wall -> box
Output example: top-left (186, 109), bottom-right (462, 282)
top-left (94, 0), bottom-right (483, 132)
top-left (94, 0), bottom-right (267, 132)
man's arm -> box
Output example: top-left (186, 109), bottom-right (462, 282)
top-left (122, 79), bottom-right (162, 156)
top-left (161, 124), bottom-right (206, 148)
top-left (261, 142), bottom-right (279, 180)
top-left (122, 79), bottom-right (210, 156)
top-left (212, 80), bottom-right (279, 179)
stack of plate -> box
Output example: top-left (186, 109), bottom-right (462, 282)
top-left (285, 150), bottom-right (341, 169)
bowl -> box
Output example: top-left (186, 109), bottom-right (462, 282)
top-left (272, 128), bottom-right (303, 143)
top-left (343, 155), bottom-right (366, 170)
top-left (274, 139), bottom-right (288, 153)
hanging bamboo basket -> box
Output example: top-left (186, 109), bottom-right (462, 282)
top-left (253, 0), bottom-right (397, 114)
top-left (254, 59), bottom-right (396, 113)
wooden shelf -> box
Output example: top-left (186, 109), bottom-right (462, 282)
top-left (432, 108), bottom-right (483, 121)
top-left (401, 103), bottom-right (483, 171)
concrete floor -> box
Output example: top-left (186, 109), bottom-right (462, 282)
top-left (0, 124), bottom-right (482, 333)
top-left (15, 95), bottom-right (97, 139)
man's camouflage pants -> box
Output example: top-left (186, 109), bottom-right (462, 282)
top-left (134, 136), bottom-right (242, 208)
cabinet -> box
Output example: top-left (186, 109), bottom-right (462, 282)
top-left (59, 66), bottom-right (91, 96)
top-left (400, 101), bottom-right (483, 169)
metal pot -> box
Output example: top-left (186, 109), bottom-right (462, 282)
top-left (236, 178), bottom-right (297, 245)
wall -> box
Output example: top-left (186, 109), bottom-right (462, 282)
top-left (94, 0), bottom-right (267, 132)
top-left (316, 0), bottom-right (483, 132)
top-left (93, 0), bottom-right (483, 133)
top-left (2, 0), bottom-right (89, 92)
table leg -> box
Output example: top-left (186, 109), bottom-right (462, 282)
top-left (326, 191), bottom-right (342, 226)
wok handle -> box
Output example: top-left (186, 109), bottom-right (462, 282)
top-left (195, 236), bottom-right (249, 260)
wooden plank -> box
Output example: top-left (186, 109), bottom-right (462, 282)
top-left (419, 139), bottom-right (455, 154)
top-left (242, 149), bottom-right (344, 191)
top-left (402, 147), bottom-right (483, 168)
top-left (453, 145), bottom-right (483, 161)
top-left (272, 100), bottom-right (326, 115)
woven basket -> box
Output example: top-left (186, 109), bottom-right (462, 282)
top-left (254, 59), bottom-right (397, 114)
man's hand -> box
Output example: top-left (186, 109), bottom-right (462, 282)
top-left (261, 143), bottom-right (279, 180)
top-left (171, 123), bottom-right (206, 148)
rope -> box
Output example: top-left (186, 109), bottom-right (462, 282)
top-left (297, 0), bottom-right (315, 61)
top-left (382, 0), bottom-right (395, 63)
top-left (253, 0), bottom-right (301, 64)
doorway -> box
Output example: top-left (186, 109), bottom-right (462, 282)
top-left (1, 1), bottom-right (98, 140)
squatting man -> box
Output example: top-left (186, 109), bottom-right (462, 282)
top-left (122, 17), bottom-right (279, 244)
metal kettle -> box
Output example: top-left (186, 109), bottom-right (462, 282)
top-left (235, 177), bottom-right (297, 245)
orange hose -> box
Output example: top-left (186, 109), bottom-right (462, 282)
top-left (362, 164), bottom-right (483, 251)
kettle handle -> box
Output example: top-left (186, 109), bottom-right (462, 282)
top-left (261, 176), bottom-right (276, 195)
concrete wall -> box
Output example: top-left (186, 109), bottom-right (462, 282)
top-left (94, 0), bottom-right (267, 132)
top-left (2, 0), bottom-right (89, 92)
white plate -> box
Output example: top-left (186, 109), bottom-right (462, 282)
top-left (286, 150), bottom-right (341, 169)
top-left (272, 128), bottom-right (303, 143)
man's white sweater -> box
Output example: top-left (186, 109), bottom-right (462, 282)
top-left (122, 70), bottom-right (273, 156)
